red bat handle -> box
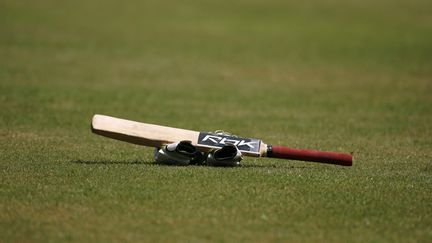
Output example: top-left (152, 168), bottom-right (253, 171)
top-left (267, 145), bottom-right (352, 166)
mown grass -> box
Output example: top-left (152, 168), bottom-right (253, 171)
top-left (1, 0), bottom-right (431, 242)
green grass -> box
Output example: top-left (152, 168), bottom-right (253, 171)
top-left (1, 0), bottom-right (431, 242)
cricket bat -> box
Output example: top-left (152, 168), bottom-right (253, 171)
top-left (91, 114), bottom-right (353, 166)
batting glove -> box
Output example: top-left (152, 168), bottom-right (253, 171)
top-left (154, 140), bottom-right (205, 166)
top-left (206, 144), bottom-right (243, 167)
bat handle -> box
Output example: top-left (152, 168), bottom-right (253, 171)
top-left (267, 145), bottom-right (352, 166)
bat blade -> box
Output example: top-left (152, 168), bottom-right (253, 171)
top-left (91, 114), bottom-right (200, 148)
top-left (91, 114), bottom-right (264, 156)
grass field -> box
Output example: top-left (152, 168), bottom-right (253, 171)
top-left (1, 0), bottom-right (432, 242)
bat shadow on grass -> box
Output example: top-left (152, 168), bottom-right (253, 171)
top-left (240, 164), bottom-right (297, 169)
top-left (71, 159), bottom-right (155, 165)
top-left (70, 160), bottom-right (308, 169)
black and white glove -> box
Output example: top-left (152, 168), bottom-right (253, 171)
top-left (154, 140), bottom-right (205, 166)
top-left (155, 140), bottom-right (242, 166)
top-left (206, 144), bottom-right (243, 167)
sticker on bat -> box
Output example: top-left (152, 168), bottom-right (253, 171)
top-left (197, 132), bottom-right (261, 154)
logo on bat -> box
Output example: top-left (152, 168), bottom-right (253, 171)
top-left (197, 132), bottom-right (260, 153)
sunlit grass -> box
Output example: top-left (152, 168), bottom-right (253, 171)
top-left (1, 0), bottom-right (431, 242)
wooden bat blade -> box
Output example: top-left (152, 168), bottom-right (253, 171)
top-left (91, 114), bottom-right (199, 148)
top-left (91, 114), bottom-right (264, 156)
